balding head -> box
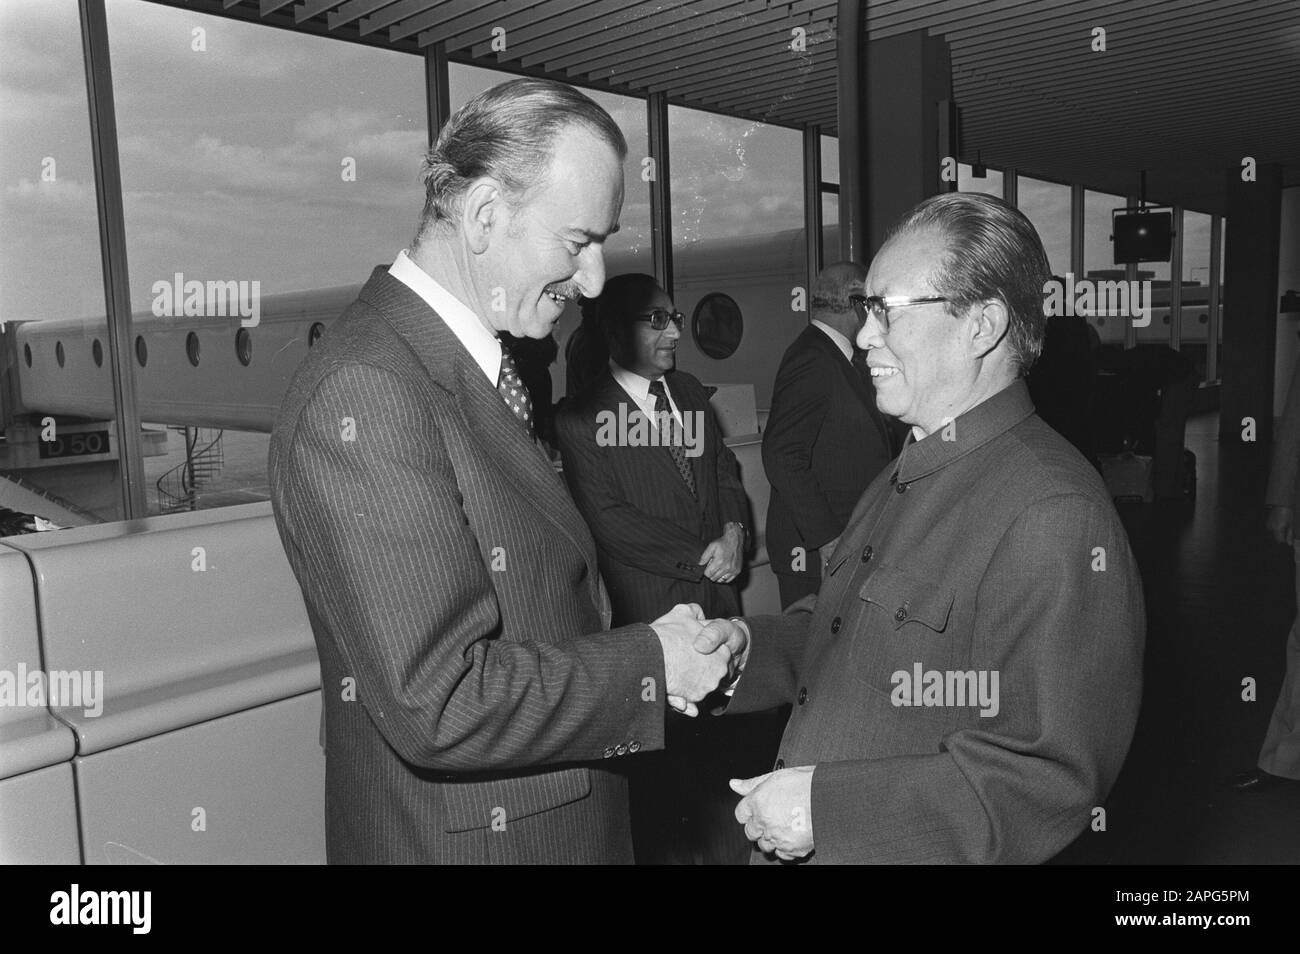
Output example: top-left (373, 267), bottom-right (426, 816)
top-left (811, 261), bottom-right (869, 340)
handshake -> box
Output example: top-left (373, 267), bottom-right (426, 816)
top-left (649, 603), bottom-right (749, 717)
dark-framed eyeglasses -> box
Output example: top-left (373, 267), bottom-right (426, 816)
top-left (634, 309), bottom-right (685, 331)
top-left (850, 294), bottom-right (949, 331)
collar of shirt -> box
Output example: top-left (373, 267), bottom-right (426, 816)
top-left (893, 379), bottom-right (1037, 485)
top-left (609, 360), bottom-right (682, 426)
top-left (811, 320), bottom-right (854, 362)
top-left (389, 249), bottom-right (501, 384)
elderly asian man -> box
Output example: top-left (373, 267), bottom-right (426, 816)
top-left (717, 192), bottom-right (1146, 864)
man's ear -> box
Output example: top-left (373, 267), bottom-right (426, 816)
top-left (460, 177), bottom-right (504, 255)
top-left (970, 299), bottom-right (1010, 361)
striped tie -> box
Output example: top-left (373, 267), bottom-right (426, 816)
top-left (497, 348), bottom-right (534, 438)
top-left (648, 379), bottom-right (696, 498)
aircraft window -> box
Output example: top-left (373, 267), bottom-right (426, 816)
top-left (135, 335), bottom-right (148, 368)
top-left (692, 292), bottom-right (743, 360)
top-left (186, 332), bottom-right (200, 367)
top-left (92, 339), bottom-right (103, 368)
top-left (235, 329), bottom-right (252, 367)
top-left (55, 342), bottom-right (65, 368)
top-left (308, 323), bottom-right (325, 347)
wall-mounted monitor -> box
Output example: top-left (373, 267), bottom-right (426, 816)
top-left (1112, 209), bottom-right (1173, 264)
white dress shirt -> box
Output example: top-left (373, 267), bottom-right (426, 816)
top-left (609, 360), bottom-right (684, 429)
top-left (389, 249), bottom-right (501, 384)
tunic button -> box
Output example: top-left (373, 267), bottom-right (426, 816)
top-left (775, 758), bottom-right (785, 770)
top-left (861, 545), bottom-right (874, 563)
top-left (895, 481), bottom-right (908, 494)
top-left (894, 606), bottom-right (908, 622)
top-left (797, 687), bottom-right (808, 705)
top-left (830, 616), bottom-right (842, 634)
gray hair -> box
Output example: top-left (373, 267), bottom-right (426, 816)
top-left (413, 78), bottom-right (627, 245)
top-left (886, 192), bottom-right (1050, 373)
top-left (810, 261), bottom-right (868, 314)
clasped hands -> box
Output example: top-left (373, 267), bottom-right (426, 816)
top-left (650, 603), bottom-right (747, 717)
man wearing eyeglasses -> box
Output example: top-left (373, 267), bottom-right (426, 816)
top-left (716, 192), bottom-right (1146, 864)
top-left (763, 261), bottom-right (895, 609)
top-left (555, 272), bottom-right (755, 863)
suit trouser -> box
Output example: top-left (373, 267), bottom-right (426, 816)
top-left (1257, 541), bottom-right (1300, 779)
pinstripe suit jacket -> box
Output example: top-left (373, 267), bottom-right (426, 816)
top-left (268, 268), bottom-right (667, 864)
top-left (554, 368), bottom-right (748, 626)
top-left (732, 381), bottom-right (1145, 863)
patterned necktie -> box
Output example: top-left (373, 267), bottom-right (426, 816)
top-left (497, 348), bottom-right (534, 438)
top-left (648, 379), bottom-right (696, 498)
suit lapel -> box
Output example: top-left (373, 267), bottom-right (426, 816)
top-left (359, 269), bottom-right (602, 582)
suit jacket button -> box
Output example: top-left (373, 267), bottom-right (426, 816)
top-left (830, 616), bottom-right (842, 634)
top-left (774, 758), bottom-right (785, 770)
top-left (861, 545), bottom-right (874, 563)
top-left (615, 743), bottom-right (629, 756)
top-left (895, 481), bottom-right (908, 494)
top-left (797, 687), bottom-right (808, 705)
top-left (603, 746), bottom-right (616, 758)
top-left (894, 606), bottom-right (908, 622)
top-left (628, 740), bottom-right (641, 753)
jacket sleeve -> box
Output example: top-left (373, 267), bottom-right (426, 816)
top-left (709, 404), bottom-right (750, 531)
top-left (555, 405), bottom-right (709, 582)
top-left (762, 345), bottom-right (841, 548)
top-left (275, 364), bottom-right (668, 775)
top-left (808, 494), bottom-right (1146, 864)
top-left (1266, 357), bottom-right (1300, 508)
top-left (721, 597), bottom-right (815, 715)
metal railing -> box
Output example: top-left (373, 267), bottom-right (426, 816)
top-left (156, 426), bottom-right (225, 514)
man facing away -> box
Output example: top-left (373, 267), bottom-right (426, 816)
top-left (713, 193), bottom-right (1146, 863)
top-left (763, 261), bottom-right (895, 608)
top-left (268, 79), bottom-right (742, 864)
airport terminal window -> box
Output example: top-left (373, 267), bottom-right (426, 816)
top-left (104, 0), bottom-right (425, 515)
top-left (0, 0), bottom-right (127, 529)
top-left (1083, 189), bottom-right (1130, 346)
top-left (821, 193), bottom-right (840, 265)
top-left (820, 135), bottom-right (839, 186)
top-left (1182, 210), bottom-right (1214, 384)
top-left (668, 105), bottom-right (804, 407)
top-left (1017, 175), bottom-right (1070, 277)
top-left (958, 162), bottom-right (1004, 198)
top-left (449, 65), bottom-right (652, 404)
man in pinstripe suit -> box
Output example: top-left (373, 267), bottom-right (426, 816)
top-left (268, 79), bottom-right (742, 864)
top-left (555, 273), bottom-right (760, 863)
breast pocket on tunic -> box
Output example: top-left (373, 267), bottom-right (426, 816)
top-left (853, 564), bottom-right (957, 700)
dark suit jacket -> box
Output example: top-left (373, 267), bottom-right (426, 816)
top-left (733, 380), bottom-right (1146, 863)
top-left (268, 268), bottom-right (667, 864)
top-left (762, 325), bottom-right (892, 580)
top-left (554, 368), bottom-right (747, 626)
